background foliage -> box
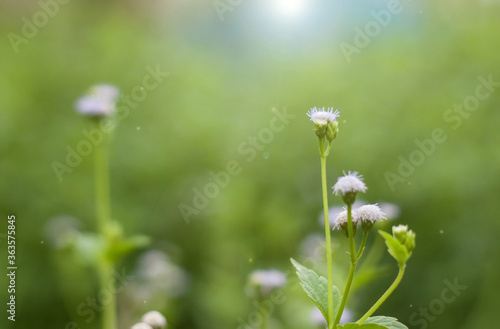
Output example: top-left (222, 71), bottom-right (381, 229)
top-left (1, 0), bottom-right (499, 328)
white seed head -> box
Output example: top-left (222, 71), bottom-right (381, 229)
top-left (307, 107), bottom-right (340, 125)
top-left (131, 323), bottom-right (153, 329)
top-left (355, 204), bottom-right (386, 224)
top-left (141, 311), bottom-right (167, 329)
top-left (76, 84), bottom-right (120, 117)
top-left (332, 171), bottom-right (367, 195)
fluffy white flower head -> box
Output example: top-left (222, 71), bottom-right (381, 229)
top-left (333, 209), bottom-right (349, 230)
top-left (307, 107), bottom-right (340, 125)
top-left (76, 84), bottom-right (120, 117)
top-left (356, 204), bottom-right (386, 224)
top-left (333, 171), bottom-right (367, 196)
top-left (141, 311), bottom-right (167, 329)
top-left (131, 323), bottom-right (153, 329)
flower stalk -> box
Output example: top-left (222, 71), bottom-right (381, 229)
top-left (94, 132), bottom-right (116, 329)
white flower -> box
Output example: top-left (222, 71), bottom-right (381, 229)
top-left (142, 311), bottom-right (167, 329)
top-left (309, 307), bottom-right (327, 326)
top-left (76, 84), bottom-right (120, 117)
top-left (131, 323), bottom-right (153, 329)
top-left (332, 171), bottom-right (367, 196)
top-left (132, 250), bottom-right (189, 299)
top-left (299, 233), bottom-right (325, 259)
top-left (319, 206), bottom-right (345, 229)
top-left (309, 307), bottom-right (353, 326)
top-left (339, 308), bottom-right (353, 324)
top-left (248, 269), bottom-right (286, 296)
top-left (91, 84), bottom-right (120, 100)
top-left (333, 209), bottom-right (349, 230)
top-left (307, 107), bottom-right (340, 125)
top-left (355, 204), bottom-right (386, 224)
top-left (379, 202), bottom-right (401, 220)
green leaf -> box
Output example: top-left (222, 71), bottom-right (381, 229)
top-left (364, 316), bottom-right (408, 329)
top-left (70, 232), bottom-right (105, 265)
top-left (290, 258), bottom-right (341, 323)
top-left (379, 231), bottom-right (409, 267)
top-left (106, 235), bottom-right (151, 263)
top-left (337, 323), bottom-right (388, 329)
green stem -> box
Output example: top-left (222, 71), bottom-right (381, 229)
top-left (95, 136), bottom-right (111, 233)
top-left (94, 130), bottom-right (116, 329)
top-left (334, 204), bottom-right (357, 327)
top-left (99, 261), bottom-right (116, 329)
top-left (320, 154), bottom-right (334, 329)
top-left (356, 231), bottom-right (369, 260)
top-left (357, 265), bottom-right (406, 324)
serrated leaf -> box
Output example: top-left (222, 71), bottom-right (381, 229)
top-left (379, 231), bottom-right (409, 266)
top-left (291, 258), bottom-right (341, 323)
top-left (364, 316), bottom-right (408, 329)
top-left (337, 323), bottom-right (388, 329)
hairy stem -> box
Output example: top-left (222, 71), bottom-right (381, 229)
top-left (94, 133), bottom-right (116, 329)
top-left (320, 154), bottom-right (334, 329)
top-left (334, 204), bottom-right (357, 327)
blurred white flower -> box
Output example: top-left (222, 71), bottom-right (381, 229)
top-left (76, 84), bottom-right (119, 117)
top-left (43, 215), bottom-right (81, 249)
top-left (131, 322), bottom-right (153, 329)
top-left (248, 269), bottom-right (286, 296)
top-left (141, 310), bottom-right (167, 329)
top-left (339, 308), bottom-right (353, 324)
top-left (333, 171), bottom-right (367, 196)
top-left (299, 233), bottom-right (325, 260)
top-left (128, 250), bottom-right (189, 306)
top-left (309, 307), bottom-right (353, 326)
top-left (309, 307), bottom-right (327, 326)
top-left (379, 202), bottom-right (401, 220)
top-left (318, 206), bottom-right (345, 229)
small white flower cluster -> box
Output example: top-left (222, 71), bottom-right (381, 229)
top-left (76, 84), bottom-right (120, 117)
top-left (307, 107), bottom-right (340, 126)
top-left (131, 310), bottom-right (167, 329)
top-left (333, 204), bottom-right (387, 231)
top-left (247, 269), bottom-right (287, 297)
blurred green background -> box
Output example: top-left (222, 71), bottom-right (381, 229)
top-left (1, 0), bottom-right (500, 328)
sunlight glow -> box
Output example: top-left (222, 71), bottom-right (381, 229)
top-left (274, 0), bottom-right (308, 19)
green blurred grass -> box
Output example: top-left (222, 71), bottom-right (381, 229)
top-left (1, 1), bottom-right (500, 328)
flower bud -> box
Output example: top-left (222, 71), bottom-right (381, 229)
top-left (326, 120), bottom-right (339, 142)
top-left (404, 230), bottom-right (416, 253)
top-left (307, 107), bottom-right (340, 139)
top-left (392, 225), bottom-right (408, 244)
top-left (392, 225), bottom-right (416, 254)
